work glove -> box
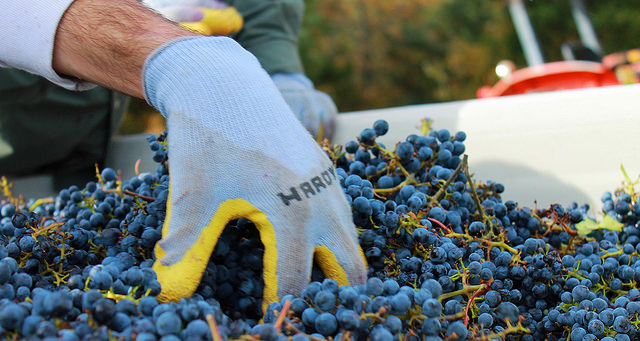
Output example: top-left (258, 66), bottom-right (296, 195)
top-left (271, 73), bottom-right (338, 141)
top-left (142, 0), bottom-right (242, 36)
top-left (143, 36), bottom-right (367, 307)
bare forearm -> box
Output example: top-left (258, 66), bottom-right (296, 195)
top-left (53, 0), bottom-right (200, 98)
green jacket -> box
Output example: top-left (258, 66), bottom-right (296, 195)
top-left (224, 0), bottom-right (305, 76)
top-left (0, 0), bottom-right (304, 189)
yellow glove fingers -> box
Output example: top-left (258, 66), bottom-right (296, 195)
top-left (179, 22), bottom-right (214, 36)
top-left (153, 188), bottom-right (226, 302)
top-left (199, 7), bottom-right (243, 35)
top-left (314, 245), bottom-right (350, 286)
top-left (179, 7), bottom-right (243, 36)
top-left (154, 198), bottom-right (276, 303)
top-left (314, 243), bottom-right (368, 288)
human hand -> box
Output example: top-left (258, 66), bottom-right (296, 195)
top-left (142, 0), bottom-right (242, 36)
top-left (143, 36), bottom-right (367, 307)
top-left (272, 73), bottom-right (338, 141)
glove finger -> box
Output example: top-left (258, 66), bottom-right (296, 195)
top-left (180, 22), bottom-right (214, 36)
top-left (278, 91), bottom-right (323, 140)
top-left (307, 89), bottom-right (338, 140)
top-left (256, 213), bottom-right (314, 308)
top-left (195, 7), bottom-right (244, 36)
top-left (273, 239), bottom-right (314, 308)
top-left (155, 195), bottom-right (289, 303)
top-left (275, 84), bottom-right (337, 140)
top-left (314, 242), bottom-right (367, 287)
top-left (309, 186), bottom-right (367, 287)
top-left (153, 190), bottom-right (232, 302)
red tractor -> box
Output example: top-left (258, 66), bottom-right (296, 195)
top-left (477, 0), bottom-right (640, 98)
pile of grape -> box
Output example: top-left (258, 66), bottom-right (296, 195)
top-left (0, 119), bottom-right (638, 340)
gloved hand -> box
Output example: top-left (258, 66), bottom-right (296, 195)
top-left (143, 36), bottom-right (367, 307)
top-left (272, 73), bottom-right (338, 141)
top-left (142, 0), bottom-right (242, 36)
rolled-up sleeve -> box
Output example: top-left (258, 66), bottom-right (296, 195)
top-left (0, 1), bottom-right (94, 90)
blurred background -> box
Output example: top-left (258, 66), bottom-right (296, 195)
top-left (118, 0), bottom-right (640, 134)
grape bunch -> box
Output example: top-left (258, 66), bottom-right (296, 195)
top-left (0, 119), bottom-right (638, 340)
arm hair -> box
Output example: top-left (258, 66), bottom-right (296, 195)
top-left (53, 0), bottom-right (200, 98)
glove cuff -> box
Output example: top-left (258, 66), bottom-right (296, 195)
top-left (142, 35), bottom-right (203, 106)
top-left (142, 36), bottom-right (264, 113)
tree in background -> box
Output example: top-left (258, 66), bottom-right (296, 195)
top-left (299, 0), bottom-right (640, 112)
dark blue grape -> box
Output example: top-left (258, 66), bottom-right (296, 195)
top-left (396, 142), bottom-right (414, 160)
top-left (421, 317), bottom-right (441, 336)
top-left (422, 298), bottom-right (442, 318)
top-left (0, 302), bottom-right (26, 330)
top-left (313, 290), bottom-right (336, 311)
top-left (101, 168), bottom-right (117, 182)
top-left (373, 120), bottom-right (389, 136)
top-left (446, 321), bottom-right (467, 341)
top-left (314, 312), bottom-right (337, 336)
top-left (344, 141), bottom-right (359, 154)
top-left (337, 309), bottom-right (360, 331)
top-left (360, 129), bottom-right (376, 145)
top-left (587, 318), bottom-right (605, 337)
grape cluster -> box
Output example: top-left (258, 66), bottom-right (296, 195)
top-left (0, 119), bottom-right (638, 340)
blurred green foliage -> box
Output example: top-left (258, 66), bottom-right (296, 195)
top-left (121, 0), bottom-right (640, 133)
top-left (299, 0), bottom-right (640, 112)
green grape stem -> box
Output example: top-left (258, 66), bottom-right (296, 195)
top-left (438, 283), bottom-right (488, 302)
top-left (463, 159), bottom-right (488, 227)
top-left (469, 317), bottom-right (530, 340)
top-left (430, 154), bottom-right (468, 205)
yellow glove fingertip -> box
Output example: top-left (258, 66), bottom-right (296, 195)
top-left (314, 245), bottom-right (350, 287)
top-left (179, 22), bottom-right (214, 36)
top-left (153, 249), bottom-right (204, 303)
top-left (359, 246), bottom-right (369, 269)
top-left (196, 7), bottom-right (243, 36)
top-left (153, 186), bottom-right (229, 303)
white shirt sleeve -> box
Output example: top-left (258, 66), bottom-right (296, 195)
top-left (0, 0), bottom-right (95, 90)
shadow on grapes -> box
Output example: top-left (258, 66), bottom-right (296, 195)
top-left (200, 217), bottom-right (327, 323)
top-left (197, 218), bottom-right (265, 321)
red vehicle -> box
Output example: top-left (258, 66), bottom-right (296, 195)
top-left (477, 0), bottom-right (640, 98)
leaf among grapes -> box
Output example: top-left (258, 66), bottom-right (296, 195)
top-left (575, 214), bottom-right (624, 236)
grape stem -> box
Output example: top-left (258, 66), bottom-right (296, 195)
top-left (463, 157), bottom-right (488, 225)
top-left (274, 299), bottom-right (291, 334)
top-left (438, 283), bottom-right (487, 302)
top-left (0, 176), bottom-right (22, 206)
top-left (470, 318), bottom-right (530, 340)
top-left (438, 311), bottom-right (466, 322)
top-left (122, 190), bottom-right (156, 202)
top-left (427, 217), bottom-right (453, 234)
top-left (430, 154), bottom-right (468, 205)
top-left (462, 283), bottom-right (490, 327)
top-left (206, 314), bottom-right (224, 341)
top-left (134, 159), bottom-right (142, 176)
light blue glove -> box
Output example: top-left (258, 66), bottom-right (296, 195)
top-left (271, 73), bottom-right (337, 141)
top-left (143, 37), bottom-right (367, 305)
